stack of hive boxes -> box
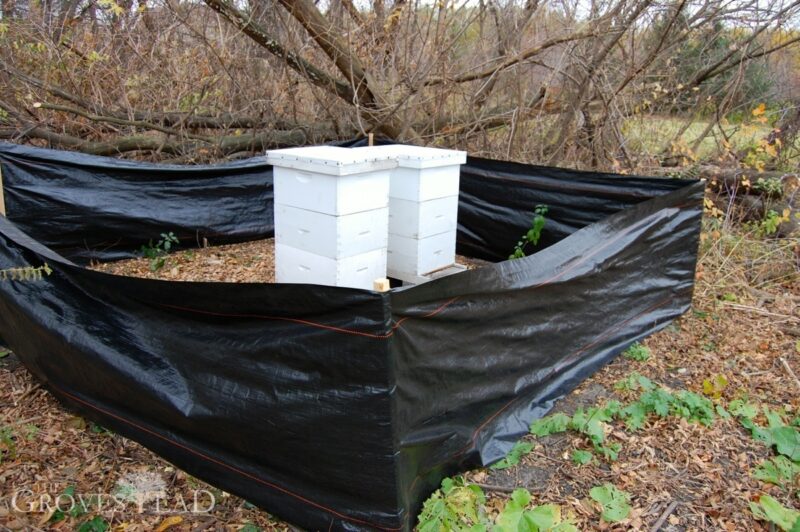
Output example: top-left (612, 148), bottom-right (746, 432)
top-left (373, 145), bottom-right (467, 284)
top-left (265, 146), bottom-right (397, 290)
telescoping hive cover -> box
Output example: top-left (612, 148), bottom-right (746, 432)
top-left (0, 141), bottom-right (703, 531)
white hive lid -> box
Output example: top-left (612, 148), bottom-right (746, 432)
top-left (266, 146), bottom-right (398, 176)
top-left (366, 144), bottom-right (467, 169)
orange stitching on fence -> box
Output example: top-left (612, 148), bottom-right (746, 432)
top-left (158, 296), bottom-right (461, 340)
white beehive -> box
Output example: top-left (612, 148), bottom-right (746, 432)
top-left (388, 196), bottom-right (459, 239)
top-left (275, 244), bottom-right (387, 289)
top-left (266, 146), bottom-right (397, 290)
top-left (387, 231), bottom-right (456, 277)
top-left (369, 144), bottom-right (465, 200)
top-left (269, 146), bottom-right (395, 215)
top-left (370, 145), bottom-right (466, 284)
top-left (275, 204), bottom-right (388, 259)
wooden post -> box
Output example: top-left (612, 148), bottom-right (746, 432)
top-left (368, 132), bottom-right (374, 147)
top-left (373, 278), bottom-right (390, 292)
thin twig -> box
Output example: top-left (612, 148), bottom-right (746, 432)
top-left (649, 500), bottom-right (679, 532)
top-left (473, 483), bottom-right (526, 493)
top-left (778, 357), bottom-right (800, 391)
top-left (722, 302), bottom-right (800, 323)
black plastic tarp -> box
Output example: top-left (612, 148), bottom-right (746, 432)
top-left (0, 142), bottom-right (274, 262)
top-left (0, 142), bottom-right (704, 531)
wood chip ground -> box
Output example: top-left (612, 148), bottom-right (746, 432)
top-left (89, 238), bottom-right (489, 283)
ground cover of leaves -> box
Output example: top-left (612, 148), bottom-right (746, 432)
top-left (1, 227), bottom-right (798, 531)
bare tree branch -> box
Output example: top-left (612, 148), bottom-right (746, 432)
top-left (202, 0), bottom-right (356, 102)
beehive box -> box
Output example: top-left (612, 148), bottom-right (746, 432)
top-left (266, 146), bottom-right (397, 289)
top-left (274, 244), bottom-right (387, 289)
top-left (275, 204), bottom-right (388, 259)
top-left (269, 146), bottom-right (395, 215)
top-left (370, 145), bottom-right (466, 283)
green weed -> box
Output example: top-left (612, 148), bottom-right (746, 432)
top-left (571, 449), bottom-right (593, 466)
top-left (417, 477), bottom-right (487, 531)
top-left (510, 205), bottom-right (548, 260)
top-left (589, 483), bottom-right (631, 523)
top-left (623, 342), bottom-right (651, 362)
top-left (494, 489), bottom-right (577, 532)
top-left (752, 456), bottom-right (800, 489)
top-left (77, 516), bottom-right (109, 532)
top-left (491, 441), bottom-right (534, 470)
top-left (0, 425), bottom-right (16, 462)
top-left (141, 232), bottom-right (180, 271)
top-left (417, 478), bottom-right (577, 532)
top-left (749, 495), bottom-right (799, 531)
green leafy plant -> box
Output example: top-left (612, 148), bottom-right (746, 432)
top-left (510, 205), bottom-right (548, 259)
top-left (623, 342), bottom-right (651, 362)
top-left (749, 495), bottom-right (799, 531)
top-left (89, 423), bottom-right (113, 435)
top-left (758, 209), bottom-right (790, 236)
top-left (531, 403), bottom-right (624, 462)
top-left (571, 449), bottom-right (593, 466)
top-left (417, 477), bottom-right (487, 532)
top-left (569, 402), bottom-right (621, 447)
top-left (728, 399), bottom-right (759, 420)
top-left (619, 385), bottom-right (717, 431)
top-left (530, 413), bottom-right (570, 437)
top-left (23, 424), bottom-right (39, 441)
top-left (494, 489), bottom-right (577, 532)
top-left (670, 391), bottom-right (716, 426)
top-left (589, 483), bottom-right (632, 523)
top-left (491, 441), bottom-right (534, 470)
top-left (69, 491), bottom-right (91, 519)
top-left (418, 479), bottom-right (578, 532)
top-left (614, 372), bottom-right (654, 392)
top-left (596, 442), bottom-right (622, 462)
top-left (141, 232), bottom-right (180, 271)
top-left (753, 177), bottom-right (783, 196)
top-left (77, 516), bottom-right (109, 532)
top-left (239, 524), bottom-right (262, 532)
top-left (734, 405), bottom-right (800, 461)
top-left (752, 456), bottom-right (800, 489)
top-left (620, 387), bottom-right (672, 429)
top-left (0, 425), bottom-right (16, 463)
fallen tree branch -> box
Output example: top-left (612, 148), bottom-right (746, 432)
top-left (33, 102), bottom-right (209, 141)
top-left (699, 165), bottom-right (796, 198)
top-left (422, 87), bottom-right (547, 137)
top-left (0, 61), bottom-right (289, 132)
top-left (0, 124), bottom-right (338, 156)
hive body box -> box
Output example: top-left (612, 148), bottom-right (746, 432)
top-left (371, 145), bottom-right (467, 284)
top-left (266, 146), bottom-right (397, 289)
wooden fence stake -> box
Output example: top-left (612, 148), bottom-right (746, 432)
top-left (0, 163), bottom-right (6, 216)
top-left (373, 278), bottom-right (390, 292)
